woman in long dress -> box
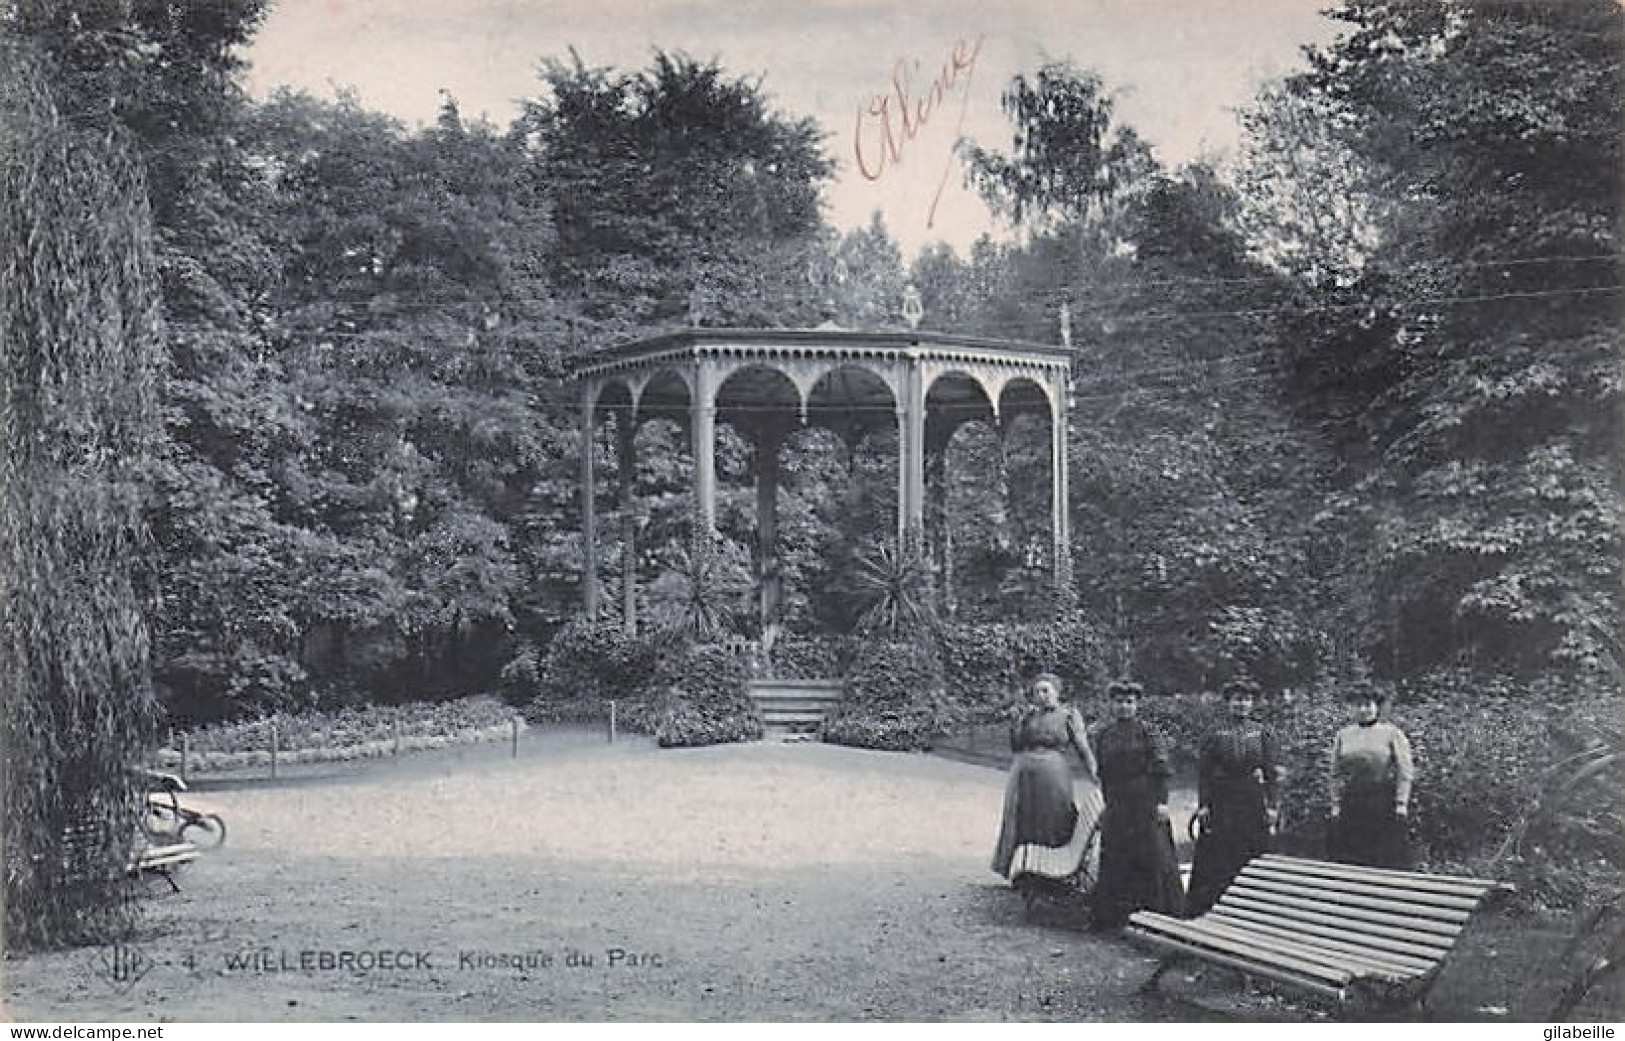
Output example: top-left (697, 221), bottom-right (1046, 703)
top-left (1185, 675), bottom-right (1284, 917)
top-left (1090, 679), bottom-right (1184, 930)
top-left (1327, 680), bottom-right (1415, 869)
top-left (991, 672), bottom-right (1104, 898)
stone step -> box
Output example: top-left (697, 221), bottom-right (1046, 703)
top-left (748, 679), bottom-right (843, 695)
top-left (748, 678), bottom-right (843, 738)
top-left (752, 696), bottom-right (842, 712)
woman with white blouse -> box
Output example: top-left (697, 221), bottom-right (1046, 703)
top-left (1327, 680), bottom-right (1416, 869)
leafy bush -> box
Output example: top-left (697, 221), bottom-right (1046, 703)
top-left (936, 613), bottom-right (1111, 719)
top-left (768, 634), bottom-right (856, 680)
top-left (654, 643), bottom-right (762, 747)
top-left (822, 638), bottom-right (953, 751)
top-left (160, 647), bottom-right (312, 725)
top-left (1134, 692), bottom-right (1228, 771)
top-left (498, 643), bottom-right (541, 707)
top-left (538, 615), bottom-right (671, 704)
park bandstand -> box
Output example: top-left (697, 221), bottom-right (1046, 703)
top-left (575, 326), bottom-right (1074, 636)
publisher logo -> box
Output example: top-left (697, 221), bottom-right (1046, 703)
top-left (92, 943), bottom-right (152, 993)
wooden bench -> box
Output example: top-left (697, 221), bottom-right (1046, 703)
top-left (129, 840), bottom-right (201, 892)
top-left (1127, 853), bottom-right (1513, 1009)
top-left (51, 824), bottom-right (201, 894)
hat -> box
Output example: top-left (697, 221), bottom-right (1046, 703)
top-left (1106, 678), bottom-right (1144, 698)
top-left (1341, 676), bottom-right (1393, 704)
top-left (1221, 675), bottom-right (1261, 700)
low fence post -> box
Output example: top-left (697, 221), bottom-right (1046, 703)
top-left (180, 732), bottom-right (190, 784)
top-left (510, 716), bottom-right (519, 759)
top-left (270, 721), bottom-right (279, 780)
top-left (393, 714), bottom-right (402, 756)
top-left (608, 700), bottom-right (617, 744)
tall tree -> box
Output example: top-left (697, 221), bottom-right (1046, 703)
top-left (1, 40), bottom-right (164, 946)
top-left (828, 212), bottom-right (907, 330)
top-left (960, 61), bottom-right (1332, 688)
top-left (1241, 0), bottom-right (1624, 685)
top-left (516, 51), bottom-right (834, 340)
top-left (239, 91), bottom-right (572, 703)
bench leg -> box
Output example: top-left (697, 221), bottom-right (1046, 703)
top-left (139, 866), bottom-right (182, 894)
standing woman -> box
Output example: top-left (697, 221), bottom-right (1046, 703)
top-left (1327, 679), bottom-right (1415, 869)
top-left (991, 672), bottom-right (1105, 896)
top-left (1090, 679), bottom-right (1184, 930)
top-left (1185, 675), bottom-right (1285, 917)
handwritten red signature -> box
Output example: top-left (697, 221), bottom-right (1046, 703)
top-left (854, 35), bottom-right (983, 229)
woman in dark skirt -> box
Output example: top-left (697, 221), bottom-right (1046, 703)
top-left (1185, 675), bottom-right (1284, 917)
top-left (1327, 679), bottom-right (1415, 869)
top-left (1090, 679), bottom-right (1184, 930)
top-left (991, 672), bottom-right (1104, 893)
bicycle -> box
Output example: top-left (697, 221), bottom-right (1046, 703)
top-left (139, 768), bottom-right (227, 849)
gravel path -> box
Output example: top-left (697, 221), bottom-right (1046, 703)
top-left (6, 735), bottom-right (1192, 1022)
top-left (12, 733), bottom-right (1573, 1023)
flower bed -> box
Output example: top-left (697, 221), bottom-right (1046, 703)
top-left (155, 695), bottom-right (526, 773)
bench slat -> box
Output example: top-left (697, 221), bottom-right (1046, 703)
top-left (1222, 892), bottom-right (1458, 953)
top-left (1232, 874), bottom-right (1474, 924)
top-left (1209, 905), bottom-right (1445, 967)
top-left (1259, 854), bottom-right (1505, 897)
top-left (1242, 864), bottom-right (1484, 913)
top-left (1128, 913), bottom-right (1355, 985)
top-left (1207, 909), bottom-right (1437, 976)
top-left (129, 842), bottom-right (199, 874)
top-left (1175, 914), bottom-right (1424, 983)
top-left (1129, 929), bottom-right (1350, 1001)
top-left (1223, 882), bottom-right (1465, 938)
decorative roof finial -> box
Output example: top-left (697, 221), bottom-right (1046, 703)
top-left (902, 284), bottom-right (923, 331)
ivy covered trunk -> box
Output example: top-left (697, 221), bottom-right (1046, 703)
top-left (1, 45), bottom-right (164, 948)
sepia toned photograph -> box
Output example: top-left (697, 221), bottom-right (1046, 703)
top-left (1, 0), bottom-right (1621, 1026)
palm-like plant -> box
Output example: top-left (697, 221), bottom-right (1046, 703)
top-left (646, 531), bottom-right (752, 644)
top-left (1486, 730), bottom-right (1625, 1018)
top-left (853, 529), bottom-right (938, 638)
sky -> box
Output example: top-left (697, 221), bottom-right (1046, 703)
top-left (243, 0), bottom-right (1343, 259)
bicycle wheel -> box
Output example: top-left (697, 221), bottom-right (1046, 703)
top-left (179, 813), bottom-right (227, 849)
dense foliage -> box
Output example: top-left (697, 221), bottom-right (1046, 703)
top-left (937, 615), bottom-right (1110, 716)
top-left (822, 639), bottom-right (953, 751)
top-left (1, 42), bottom-right (165, 946)
top-left (1241, 0), bottom-right (1623, 686)
top-left (653, 644), bottom-right (762, 748)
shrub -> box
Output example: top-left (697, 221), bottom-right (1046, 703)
top-left (654, 643), bottom-right (762, 747)
top-left (498, 643), bottom-right (541, 707)
top-left (768, 634), bottom-right (856, 680)
top-left (822, 638), bottom-right (953, 751)
top-left (1134, 692), bottom-right (1227, 771)
top-left (538, 615), bottom-right (671, 704)
top-left (935, 613), bottom-right (1111, 722)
